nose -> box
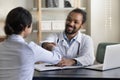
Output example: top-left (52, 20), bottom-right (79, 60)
top-left (69, 21), bottom-right (74, 26)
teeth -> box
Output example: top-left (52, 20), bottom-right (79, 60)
top-left (68, 27), bottom-right (73, 30)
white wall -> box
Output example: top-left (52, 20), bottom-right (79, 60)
top-left (0, 0), bottom-right (33, 20)
top-left (88, 0), bottom-right (120, 54)
top-left (0, 0), bottom-right (37, 42)
top-left (0, 0), bottom-right (120, 46)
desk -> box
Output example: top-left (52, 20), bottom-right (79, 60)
top-left (33, 68), bottom-right (120, 80)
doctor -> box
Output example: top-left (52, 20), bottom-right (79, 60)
top-left (0, 7), bottom-right (61, 80)
top-left (41, 8), bottom-right (95, 67)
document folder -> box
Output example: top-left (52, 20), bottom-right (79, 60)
top-left (35, 63), bottom-right (83, 71)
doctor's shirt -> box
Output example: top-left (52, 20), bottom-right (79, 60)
top-left (41, 31), bottom-right (95, 66)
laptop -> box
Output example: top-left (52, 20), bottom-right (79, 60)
top-left (85, 44), bottom-right (120, 71)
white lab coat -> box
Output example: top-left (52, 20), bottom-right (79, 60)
top-left (41, 31), bottom-right (95, 66)
top-left (0, 34), bottom-right (61, 80)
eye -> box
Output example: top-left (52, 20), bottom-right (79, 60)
top-left (74, 21), bottom-right (79, 24)
top-left (66, 18), bottom-right (71, 21)
top-left (66, 18), bottom-right (72, 23)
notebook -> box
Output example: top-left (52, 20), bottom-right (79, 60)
top-left (85, 44), bottom-right (120, 71)
top-left (34, 63), bottom-right (83, 71)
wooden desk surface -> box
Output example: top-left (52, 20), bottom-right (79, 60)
top-left (33, 68), bottom-right (120, 80)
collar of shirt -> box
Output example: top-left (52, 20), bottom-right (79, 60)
top-left (58, 31), bottom-right (82, 45)
top-left (63, 32), bottom-right (77, 46)
top-left (75, 31), bottom-right (82, 43)
top-left (7, 34), bottom-right (25, 43)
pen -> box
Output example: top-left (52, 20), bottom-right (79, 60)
top-left (45, 64), bottom-right (57, 67)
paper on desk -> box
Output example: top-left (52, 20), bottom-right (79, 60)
top-left (34, 63), bottom-right (83, 71)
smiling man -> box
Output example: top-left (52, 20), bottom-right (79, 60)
top-left (41, 8), bottom-right (95, 67)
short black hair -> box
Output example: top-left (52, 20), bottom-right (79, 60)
top-left (68, 8), bottom-right (87, 24)
top-left (4, 7), bottom-right (32, 35)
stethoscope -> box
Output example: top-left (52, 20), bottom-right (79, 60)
top-left (57, 38), bottom-right (80, 56)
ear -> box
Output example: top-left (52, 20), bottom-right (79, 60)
top-left (80, 24), bottom-right (85, 29)
top-left (24, 25), bottom-right (29, 31)
top-left (24, 26), bottom-right (28, 32)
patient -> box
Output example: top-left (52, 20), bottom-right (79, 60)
top-left (0, 7), bottom-right (62, 80)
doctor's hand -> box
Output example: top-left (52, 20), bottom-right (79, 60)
top-left (42, 42), bottom-right (56, 51)
top-left (57, 58), bottom-right (77, 67)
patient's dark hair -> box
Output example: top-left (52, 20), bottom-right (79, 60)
top-left (67, 8), bottom-right (87, 24)
top-left (4, 7), bottom-right (32, 36)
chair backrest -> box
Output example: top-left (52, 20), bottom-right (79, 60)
top-left (96, 42), bottom-right (119, 64)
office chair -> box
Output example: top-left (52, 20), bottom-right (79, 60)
top-left (96, 42), bottom-right (119, 64)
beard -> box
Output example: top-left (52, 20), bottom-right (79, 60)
top-left (65, 24), bottom-right (79, 35)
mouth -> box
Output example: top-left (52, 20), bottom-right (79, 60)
top-left (66, 25), bottom-right (74, 31)
top-left (67, 26), bottom-right (73, 31)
